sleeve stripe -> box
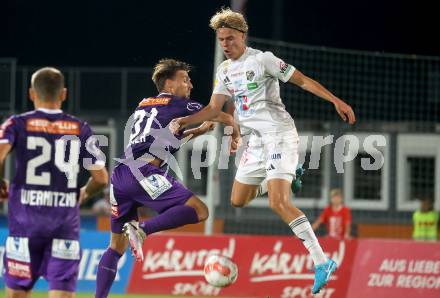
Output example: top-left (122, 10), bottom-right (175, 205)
top-left (0, 139), bottom-right (11, 144)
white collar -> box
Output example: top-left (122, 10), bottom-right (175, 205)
top-left (36, 108), bottom-right (63, 114)
top-left (232, 47), bottom-right (249, 62)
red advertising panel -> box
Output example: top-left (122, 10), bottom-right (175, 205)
top-left (127, 234), bottom-right (357, 297)
top-left (346, 239), bottom-right (440, 298)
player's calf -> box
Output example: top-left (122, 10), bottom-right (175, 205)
top-left (95, 233), bottom-right (128, 298)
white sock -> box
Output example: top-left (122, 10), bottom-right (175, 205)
top-left (289, 215), bottom-right (328, 266)
top-left (255, 179), bottom-right (268, 197)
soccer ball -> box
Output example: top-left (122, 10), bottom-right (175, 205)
top-left (204, 255), bottom-right (238, 288)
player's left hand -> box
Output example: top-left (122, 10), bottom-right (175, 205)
top-left (79, 186), bottom-right (89, 205)
top-left (334, 99), bottom-right (356, 124)
top-left (230, 122), bottom-right (241, 153)
top-left (169, 118), bottom-right (183, 134)
top-left (0, 179), bottom-right (9, 201)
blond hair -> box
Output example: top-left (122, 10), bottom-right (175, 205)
top-left (330, 188), bottom-right (343, 198)
top-left (209, 7), bottom-right (248, 33)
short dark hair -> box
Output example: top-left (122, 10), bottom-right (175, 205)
top-left (152, 59), bottom-right (191, 92)
top-left (31, 67), bottom-right (65, 101)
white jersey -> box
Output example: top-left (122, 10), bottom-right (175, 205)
top-left (213, 47), bottom-right (297, 135)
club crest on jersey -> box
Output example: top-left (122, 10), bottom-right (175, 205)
top-left (246, 70), bottom-right (255, 81)
top-left (187, 102), bottom-right (202, 112)
top-left (139, 174), bottom-right (172, 200)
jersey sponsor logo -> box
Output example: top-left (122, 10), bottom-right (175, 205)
top-left (6, 237), bottom-right (31, 263)
top-left (279, 61), bottom-right (292, 74)
top-left (139, 97), bottom-right (171, 107)
top-left (246, 70), bottom-right (255, 81)
top-left (52, 239), bottom-right (80, 260)
top-left (26, 118), bottom-right (80, 135)
top-left (20, 189), bottom-right (77, 208)
top-left (139, 174), bottom-right (172, 200)
top-left (269, 153), bottom-right (282, 160)
top-left (238, 95), bottom-right (249, 111)
top-left (247, 82), bottom-right (258, 90)
top-left (186, 102), bottom-right (202, 112)
top-left (7, 260), bottom-right (31, 279)
top-left (231, 71), bottom-right (244, 77)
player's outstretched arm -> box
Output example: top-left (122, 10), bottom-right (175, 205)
top-left (288, 70), bottom-right (356, 124)
top-left (79, 168), bottom-right (109, 205)
top-left (0, 143), bottom-right (12, 200)
top-left (182, 121), bottom-right (216, 138)
top-left (170, 94), bottom-right (229, 133)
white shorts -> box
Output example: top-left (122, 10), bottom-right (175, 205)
top-left (235, 129), bottom-right (299, 185)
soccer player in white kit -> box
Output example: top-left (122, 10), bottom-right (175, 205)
top-left (170, 8), bottom-right (356, 294)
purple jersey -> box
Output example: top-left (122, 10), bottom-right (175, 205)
top-left (123, 93), bottom-right (203, 160)
top-left (0, 108), bottom-right (102, 239)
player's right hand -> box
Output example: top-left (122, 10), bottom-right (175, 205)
top-left (230, 136), bottom-right (242, 153)
top-left (79, 186), bottom-right (89, 205)
top-left (0, 179), bottom-right (9, 201)
top-left (334, 99), bottom-right (356, 124)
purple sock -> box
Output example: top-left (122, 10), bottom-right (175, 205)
top-left (95, 248), bottom-right (122, 298)
top-left (140, 205), bottom-right (199, 235)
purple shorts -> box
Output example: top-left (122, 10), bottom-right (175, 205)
top-left (110, 163), bottom-right (194, 233)
top-left (3, 236), bottom-right (80, 292)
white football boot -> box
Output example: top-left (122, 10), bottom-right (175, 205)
top-left (122, 220), bottom-right (146, 262)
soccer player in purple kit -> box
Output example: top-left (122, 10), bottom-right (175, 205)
top-left (0, 67), bottom-right (109, 298)
top-left (94, 59), bottom-right (238, 298)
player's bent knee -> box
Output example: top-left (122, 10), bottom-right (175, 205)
top-left (231, 197), bottom-right (247, 208)
top-left (185, 196), bottom-right (209, 221)
top-left (197, 204), bottom-right (209, 222)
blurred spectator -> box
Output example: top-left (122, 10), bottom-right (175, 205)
top-left (412, 197), bottom-right (439, 241)
top-left (91, 187), bottom-right (112, 216)
top-left (312, 188), bottom-right (352, 240)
